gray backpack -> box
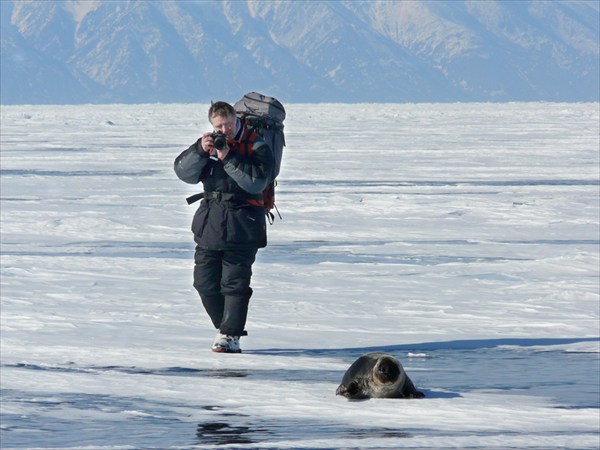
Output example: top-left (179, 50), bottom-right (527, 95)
top-left (234, 92), bottom-right (286, 221)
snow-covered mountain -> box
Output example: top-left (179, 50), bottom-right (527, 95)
top-left (1, 0), bottom-right (598, 104)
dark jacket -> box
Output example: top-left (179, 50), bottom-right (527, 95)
top-left (174, 124), bottom-right (274, 250)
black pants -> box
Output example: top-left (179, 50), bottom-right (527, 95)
top-left (193, 247), bottom-right (258, 336)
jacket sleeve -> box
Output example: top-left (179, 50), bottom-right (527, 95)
top-left (174, 139), bottom-right (209, 184)
top-left (223, 137), bottom-right (274, 194)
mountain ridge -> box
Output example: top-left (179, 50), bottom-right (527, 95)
top-left (1, 0), bottom-right (598, 104)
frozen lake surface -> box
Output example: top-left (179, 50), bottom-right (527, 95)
top-left (1, 102), bottom-right (599, 449)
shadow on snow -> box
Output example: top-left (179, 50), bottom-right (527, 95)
top-left (246, 336), bottom-right (600, 357)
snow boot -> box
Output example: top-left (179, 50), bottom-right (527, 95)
top-left (211, 333), bottom-right (242, 353)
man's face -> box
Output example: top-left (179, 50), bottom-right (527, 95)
top-left (210, 113), bottom-right (237, 140)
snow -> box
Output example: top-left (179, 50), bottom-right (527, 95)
top-left (1, 102), bottom-right (599, 449)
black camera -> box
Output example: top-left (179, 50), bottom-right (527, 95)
top-left (210, 132), bottom-right (227, 151)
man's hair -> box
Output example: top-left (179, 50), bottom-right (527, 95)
top-left (208, 101), bottom-right (236, 120)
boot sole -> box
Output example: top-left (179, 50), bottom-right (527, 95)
top-left (212, 348), bottom-right (242, 354)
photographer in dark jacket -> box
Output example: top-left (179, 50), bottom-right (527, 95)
top-left (174, 101), bottom-right (274, 353)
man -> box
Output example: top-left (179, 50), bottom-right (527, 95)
top-left (174, 101), bottom-right (274, 353)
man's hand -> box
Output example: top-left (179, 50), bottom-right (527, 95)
top-left (215, 147), bottom-right (229, 160)
top-left (201, 132), bottom-right (229, 160)
top-left (201, 132), bottom-right (215, 154)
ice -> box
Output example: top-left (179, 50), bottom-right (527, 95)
top-left (1, 102), bottom-right (599, 449)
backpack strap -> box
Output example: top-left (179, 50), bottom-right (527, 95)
top-left (266, 203), bottom-right (281, 225)
top-left (235, 127), bottom-right (269, 208)
top-left (186, 192), bottom-right (205, 205)
top-left (237, 127), bottom-right (254, 157)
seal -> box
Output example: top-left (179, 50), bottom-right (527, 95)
top-left (336, 352), bottom-right (425, 399)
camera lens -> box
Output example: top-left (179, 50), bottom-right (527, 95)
top-left (214, 135), bottom-right (227, 150)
